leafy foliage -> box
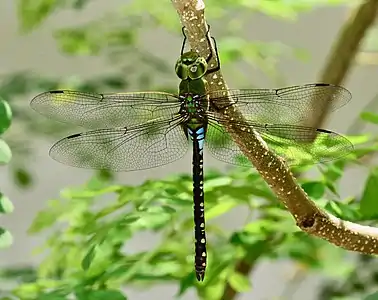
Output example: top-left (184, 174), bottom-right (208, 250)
top-left (0, 97), bottom-right (13, 249)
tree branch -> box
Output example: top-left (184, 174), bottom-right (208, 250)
top-left (309, 0), bottom-right (378, 129)
top-left (171, 0), bottom-right (378, 296)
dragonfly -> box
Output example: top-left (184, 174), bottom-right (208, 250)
top-left (30, 25), bottom-right (353, 281)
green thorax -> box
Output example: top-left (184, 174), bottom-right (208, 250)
top-left (179, 78), bottom-right (207, 97)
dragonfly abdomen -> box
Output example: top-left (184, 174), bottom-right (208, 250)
top-left (188, 126), bottom-right (207, 281)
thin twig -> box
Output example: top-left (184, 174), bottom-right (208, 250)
top-left (171, 0), bottom-right (378, 298)
top-left (309, 0), bottom-right (378, 129)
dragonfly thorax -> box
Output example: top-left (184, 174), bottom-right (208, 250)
top-left (179, 94), bottom-right (209, 122)
top-left (175, 51), bottom-right (208, 80)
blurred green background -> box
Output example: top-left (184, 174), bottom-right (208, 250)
top-left (1, 0), bottom-right (378, 299)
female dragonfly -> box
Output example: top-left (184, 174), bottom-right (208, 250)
top-left (30, 25), bottom-right (353, 281)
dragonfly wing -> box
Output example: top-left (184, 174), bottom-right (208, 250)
top-left (49, 117), bottom-right (189, 171)
top-left (254, 124), bottom-right (353, 165)
top-left (208, 84), bottom-right (351, 125)
top-left (205, 121), bottom-right (249, 166)
top-left (205, 119), bottom-right (353, 167)
top-left (31, 91), bottom-right (181, 129)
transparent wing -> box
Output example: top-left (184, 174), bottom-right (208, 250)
top-left (207, 84), bottom-right (351, 124)
top-left (30, 90), bottom-right (181, 129)
top-left (49, 117), bottom-right (189, 171)
top-left (205, 119), bottom-right (353, 167)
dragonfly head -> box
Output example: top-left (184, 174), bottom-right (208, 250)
top-left (175, 51), bottom-right (208, 80)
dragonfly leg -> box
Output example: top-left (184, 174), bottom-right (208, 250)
top-left (180, 26), bottom-right (187, 55)
top-left (181, 23), bottom-right (220, 75)
top-left (204, 24), bottom-right (213, 63)
top-left (205, 26), bottom-right (221, 75)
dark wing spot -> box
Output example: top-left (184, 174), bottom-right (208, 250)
top-left (316, 128), bottom-right (332, 134)
top-left (66, 133), bottom-right (82, 139)
top-left (50, 90), bottom-right (65, 94)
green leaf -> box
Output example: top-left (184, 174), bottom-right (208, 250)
top-left (206, 199), bottom-right (239, 220)
top-left (177, 273), bottom-right (196, 296)
top-left (0, 99), bottom-right (12, 134)
top-left (131, 206), bottom-right (174, 230)
top-left (17, 0), bottom-right (62, 32)
top-left (325, 200), bottom-right (361, 220)
top-left (72, 0), bottom-right (90, 9)
top-left (119, 214), bottom-right (141, 225)
top-left (0, 193), bottom-right (14, 214)
top-left (28, 206), bottom-right (61, 233)
top-left (0, 266), bottom-right (37, 282)
top-left (227, 271), bottom-right (251, 292)
top-left (361, 112), bottom-right (378, 125)
top-left (54, 27), bottom-right (102, 55)
top-left (81, 244), bottom-right (97, 270)
top-left (360, 168), bottom-right (378, 217)
top-left (205, 176), bottom-right (232, 191)
top-left (364, 291), bottom-right (378, 300)
top-left (76, 290), bottom-right (127, 300)
top-left (0, 228), bottom-right (13, 248)
top-left (0, 139), bottom-right (12, 165)
top-left (301, 181), bottom-right (325, 199)
top-left (61, 184), bottom-right (121, 199)
top-left (13, 282), bottom-right (41, 299)
top-left (244, 219), bottom-right (275, 234)
top-left (324, 181), bottom-right (339, 196)
top-left (13, 168), bottom-right (33, 188)
top-left (321, 162), bottom-right (344, 183)
top-left (346, 134), bottom-right (370, 145)
top-left (161, 205), bottom-right (176, 214)
top-left (230, 231), bottom-right (261, 246)
top-left (39, 293), bottom-right (67, 300)
top-left (337, 199), bottom-right (360, 220)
